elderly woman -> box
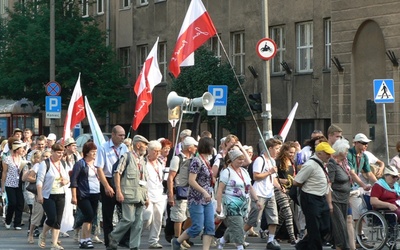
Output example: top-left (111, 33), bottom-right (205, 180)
top-left (70, 142), bottom-right (100, 249)
top-left (172, 137), bottom-right (216, 250)
top-left (36, 143), bottom-right (70, 250)
top-left (1, 140), bottom-right (27, 230)
top-left (215, 148), bottom-right (261, 250)
top-left (159, 139), bottom-right (172, 167)
top-left (327, 139), bottom-right (351, 250)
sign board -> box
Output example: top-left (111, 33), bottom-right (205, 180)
top-left (45, 96), bottom-right (61, 119)
top-left (208, 85), bottom-right (228, 116)
top-left (373, 79), bottom-right (395, 103)
top-left (45, 81), bottom-right (61, 96)
top-left (168, 106), bottom-right (181, 127)
top-left (256, 38), bottom-right (277, 61)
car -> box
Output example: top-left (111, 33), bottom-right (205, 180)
top-left (75, 133), bottom-right (111, 153)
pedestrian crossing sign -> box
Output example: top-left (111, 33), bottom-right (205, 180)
top-left (374, 79), bottom-right (395, 103)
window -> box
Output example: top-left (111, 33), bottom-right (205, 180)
top-left (232, 32), bottom-right (245, 75)
top-left (119, 47), bottom-right (131, 79)
top-left (158, 42), bottom-right (167, 82)
top-left (209, 35), bottom-right (221, 61)
top-left (270, 26), bottom-right (286, 73)
top-left (296, 21), bottom-right (313, 72)
top-left (0, 0), bottom-right (9, 15)
top-left (97, 0), bottom-right (104, 15)
top-left (121, 0), bottom-right (130, 9)
top-left (138, 0), bottom-right (148, 6)
top-left (154, 0), bottom-right (166, 2)
top-left (137, 45), bottom-right (148, 76)
top-left (324, 18), bottom-right (331, 69)
top-left (82, 0), bottom-right (89, 17)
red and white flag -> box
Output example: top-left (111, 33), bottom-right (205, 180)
top-left (169, 0), bottom-right (217, 78)
top-left (278, 102), bottom-right (298, 142)
top-left (63, 73), bottom-right (86, 141)
top-left (132, 37), bottom-right (162, 130)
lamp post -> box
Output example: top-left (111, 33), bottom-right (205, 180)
top-left (49, 0), bottom-right (56, 133)
top-left (262, 0), bottom-right (273, 140)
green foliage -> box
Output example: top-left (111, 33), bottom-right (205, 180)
top-left (172, 47), bottom-right (249, 134)
top-left (0, 0), bottom-right (128, 116)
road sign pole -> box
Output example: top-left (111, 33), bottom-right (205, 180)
top-left (215, 116), bottom-right (218, 145)
top-left (383, 104), bottom-right (389, 165)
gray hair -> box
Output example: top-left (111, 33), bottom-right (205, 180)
top-left (147, 140), bottom-right (161, 150)
top-left (332, 138), bottom-right (350, 155)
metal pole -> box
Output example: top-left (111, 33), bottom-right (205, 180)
top-left (262, 0), bottom-right (273, 140)
top-left (49, 0), bottom-right (56, 133)
top-left (215, 116), bottom-right (218, 146)
top-left (383, 104), bottom-right (390, 165)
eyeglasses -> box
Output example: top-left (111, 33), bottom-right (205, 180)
top-left (391, 175), bottom-right (399, 179)
top-left (359, 142), bottom-right (368, 145)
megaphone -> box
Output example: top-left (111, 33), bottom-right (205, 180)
top-left (167, 91), bottom-right (190, 109)
top-left (191, 92), bottom-right (215, 111)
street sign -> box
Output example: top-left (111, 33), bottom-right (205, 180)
top-left (45, 96), bottom-right (61, 119)
top-left (45, 81), bottom-right (61, 96)
top-left (373, 79), bottom-right (395, 103)
top-left (208, 85), bottom-right (228, 116)
top-left (256, 38), bottom-right (277, 61)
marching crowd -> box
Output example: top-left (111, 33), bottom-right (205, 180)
top-left (1, 124), bottom-right (400, 250)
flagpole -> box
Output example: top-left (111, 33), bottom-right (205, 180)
top-left (215, 34), bottom-right (269, 155)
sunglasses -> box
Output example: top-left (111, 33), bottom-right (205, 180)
top-left (359, 141), bottom-right (368, 145)
top-left (391, 175), bottom-right (399, 179)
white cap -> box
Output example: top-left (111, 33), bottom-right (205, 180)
top-left (353, 133), bottom-right (371, 143)
top-left (47, 133), bottom-right (57, 141)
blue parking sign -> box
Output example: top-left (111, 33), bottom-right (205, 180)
top-left (208, 85), bottom-right (228, 116)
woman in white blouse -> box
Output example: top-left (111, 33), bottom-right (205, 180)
top-left (36, 143), bottom-right (70, 250)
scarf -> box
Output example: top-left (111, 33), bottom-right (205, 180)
top-left (376, 178), bottom-right (400, 196)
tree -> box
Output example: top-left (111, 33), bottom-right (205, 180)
top-left (0, 1), bottom-right (128, 116)
top-left (172, 47), bottom-right (249, 134)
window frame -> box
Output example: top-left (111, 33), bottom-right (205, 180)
top-left (270, 26), bottom-right (286, 74)
top-left (296, 21), bottom-right (313, 73)
top-left (97, 0), bottom-right (104, 15)
top-left (209, 35), bottom-right (222, 61)
top-left (82, 0), bottom-right (89, 17)
top-left (324, 18), bottom-right (331, 70)
top-left (119, 47), bottom-right (131, 80)
top-left (137, 45), bottom-right (148, 77)
top-left (232, 31), bottom-right (246, 76)
top-left (138, 0), bottom-right (148, 6)
top-left (158, 42), bottom-right (167, 82)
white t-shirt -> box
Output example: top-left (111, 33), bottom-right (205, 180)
top-left (146, 160), bottom-right (167, 202)
top-left (252, 155), bottom-right (276, 199)
top-left (363, 151), bottom-right (378, 164)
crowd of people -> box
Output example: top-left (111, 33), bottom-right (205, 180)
top-left (0, 124), bottom-right (399, 250)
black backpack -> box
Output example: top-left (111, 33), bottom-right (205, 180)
top-left (247, 155), bottom-right (266, 185)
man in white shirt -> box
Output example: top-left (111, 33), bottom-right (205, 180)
top-left (244, 138), bottom-right (283, 250)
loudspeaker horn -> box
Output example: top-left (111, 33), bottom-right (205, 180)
top-left (167, 91), bottom-right (190, 109)
top-left (191, 92), bottom-right (215, 111)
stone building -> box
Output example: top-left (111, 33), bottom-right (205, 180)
top-left (2, 0), bottom-right (400, 160)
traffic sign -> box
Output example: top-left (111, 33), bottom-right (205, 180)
top-left (208, 85), bottom-right (228, 116)
top-left (256, 38), bottom-right (277, 61)
top-left (45, 81), bottom-right (61, 96)
top-left (45, 96), bottom-right (61, 119)
top-left (373, 79), bottom-right (395, 103)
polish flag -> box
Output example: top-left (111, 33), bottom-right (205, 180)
top-left (169, 0), bottom-right (217, 78)
top-left (63, 73), bottom-right (86, 141)
top-left (84, 96), bottom-right (105, 148)
top-left (278, 102), bottom-right (298, 142)
top-left (132, 37), bottom-right (162, 130)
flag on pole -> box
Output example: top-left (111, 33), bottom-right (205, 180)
top-left (63, 73), bottom-right (85, 141)
top-left (169, 0), bottom-right (217, 78)
top-left (278, 102), bottom-right (298, 142)
top-left (132, 37), bottom-right (162, 130)
top-left (84, 96), bottom-right (105, 148)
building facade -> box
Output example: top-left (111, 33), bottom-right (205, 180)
top-left (2, 0), bottom-right (400, 160)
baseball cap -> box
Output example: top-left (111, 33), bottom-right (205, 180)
top-left (180, 129), bottom-right (192, 138)
top-left (47, 133), bottom-right (57, 141)
top-left (13, 128), bottom-right (23, 135)
top-left (353, 133), bottom-right (371, 143)
top-left (315, 142), bottom-right (335, 154)
top-left (228, 148), bottom-right (244, 161)
top-left (12, 140), bottom-right (26, 151)
top-left (384, 165), bottom-right (400, 176)
top-left (64, 137), bottom-right (76, 146)
top-left (182, 136), bottom-right (198, 147)
top-left (133, 135), bottom-right (149, 144)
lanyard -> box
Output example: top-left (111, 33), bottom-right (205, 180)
top-left (233, 166), bottom-right (249, 193)
top-left (86, 160), bottom-right (98, 180)
top-left (149, 159), bottom-right (162, 182)
top-left (50, 157), bottom-right (61, 176)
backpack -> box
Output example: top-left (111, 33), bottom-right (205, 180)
top-left (174, 155), bottom-right (193, 200)
top-left (210, 154), bottom-right (226, 178)
top-left (247, 155), bottom-right (266, 185)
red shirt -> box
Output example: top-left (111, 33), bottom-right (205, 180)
top-left (371, 184), bottom-right (399, 208)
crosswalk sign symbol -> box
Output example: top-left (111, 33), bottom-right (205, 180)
top-left (374, 79), bottom-right (395, 103)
